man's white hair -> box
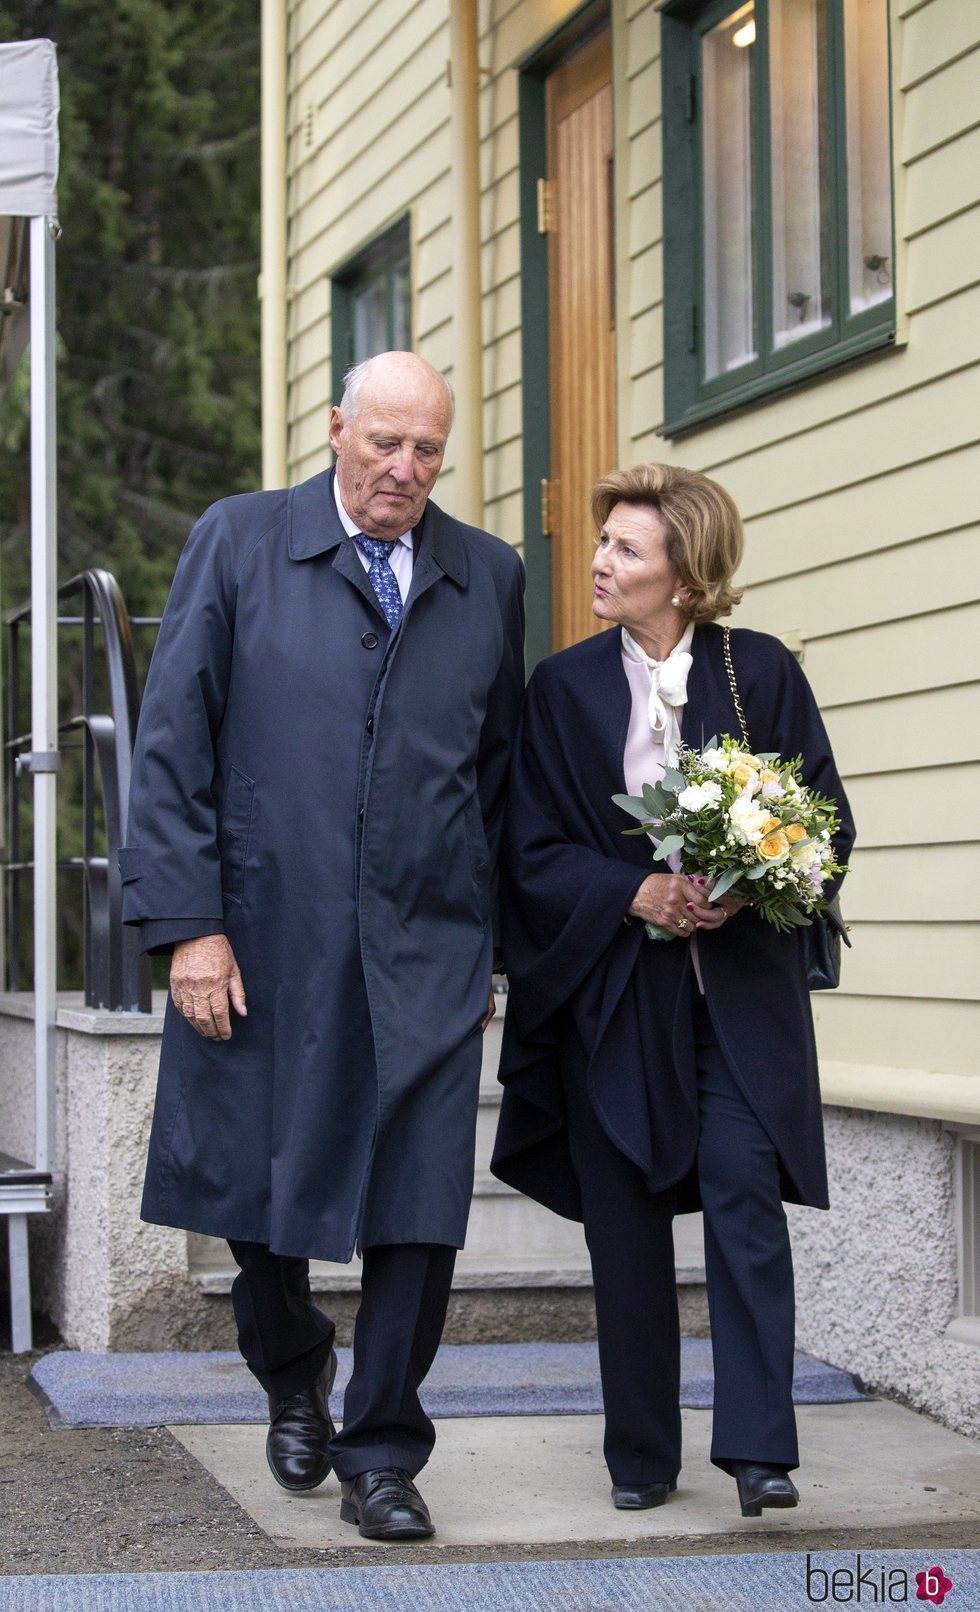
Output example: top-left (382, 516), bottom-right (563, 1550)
top-left (339, 353), bottom-right (455, 423)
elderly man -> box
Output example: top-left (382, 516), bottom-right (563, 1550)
top-left (121, 351), bottom-right (525, 1540)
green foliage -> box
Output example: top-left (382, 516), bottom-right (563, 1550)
top-left (0, 0), bottom-right (261, 618)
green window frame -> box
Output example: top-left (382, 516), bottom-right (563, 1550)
top-left (661, 0), bottom-right (896, 436)
top-left (330, 215), bottom-right (412, 405)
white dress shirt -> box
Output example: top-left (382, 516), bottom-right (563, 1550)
top-left (333, 475), bottom-right (414, 605)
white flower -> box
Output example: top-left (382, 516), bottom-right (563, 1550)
top-left (790, 842), bottom-right (821, 872)
top-left (699, 747), bottom-right (727, 772)
top-left (728, 797), bottom-right (772, 844)
top-left (677, 780), bottom-right (723, 812)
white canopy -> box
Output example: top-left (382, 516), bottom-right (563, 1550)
top-left (0, 38), bottom-right (60, 1179)
top-left (0, 39), bottom-right (59, 215)
top-left (1, 40), bottom-right (58, 389)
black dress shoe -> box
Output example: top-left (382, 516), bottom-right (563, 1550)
top-left (731, 1460), bottom-right (799, 1517)
top-left (265, 1350), bottom-right (337, 1492)
top-left (340, 1467), bottom-right (435, 1540)
top-left (611, 1478), bottom-right (678, 1510)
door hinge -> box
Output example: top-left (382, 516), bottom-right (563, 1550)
top-left (537, 177), bottom-right (556, 235)
top-left (540, 478), bottom-right (559, 538)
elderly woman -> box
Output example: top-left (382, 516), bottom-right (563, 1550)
top-left (491, 463), bottom-right (854, 1518)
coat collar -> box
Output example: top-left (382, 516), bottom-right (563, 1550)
top-left (286, 466), bottom-right (469, 588)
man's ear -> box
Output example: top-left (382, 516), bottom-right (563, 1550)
top-left (328, 405), bottom-right (345, 454)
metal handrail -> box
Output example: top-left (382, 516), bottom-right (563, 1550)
top-left (5, 568), bottom-right (158, 1011)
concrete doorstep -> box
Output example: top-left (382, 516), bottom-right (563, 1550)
top-left (172, 1400), bottom-right (980, 1552)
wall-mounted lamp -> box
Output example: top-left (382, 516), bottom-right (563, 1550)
top-left (732, 19), bottom-right (756, 47)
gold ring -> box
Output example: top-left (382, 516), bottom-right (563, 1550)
top-left (678, 918), bottom-right (689, 930)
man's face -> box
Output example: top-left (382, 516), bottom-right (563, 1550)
top-left (329, 367), bottom-right (452, 539)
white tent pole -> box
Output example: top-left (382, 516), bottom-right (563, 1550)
top-left (29, 212), bottom-right (58, 1176)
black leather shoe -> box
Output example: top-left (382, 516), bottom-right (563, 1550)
top-left (611, 1478), bottom-right (678, 1510)
top-left (731, 1460), bottom-right (799, 1517)
top-left (340, 1467), bottom-right (435, 1540)
top-left (265, 1350), bottom-right (337, 1492)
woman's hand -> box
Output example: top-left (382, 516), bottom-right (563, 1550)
top-left (628, 874), bottom-right (715, 938)
top-left (627, 875), bottom-right (746, 936)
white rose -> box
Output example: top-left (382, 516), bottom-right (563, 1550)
top-left (790, 842), bottom-right (821, 871)
top-left (699, 747), bottom-right (727, 772)
top-left (677, 780), bottom-right (723, 812)
top-left (728, 797), bottom-right (771, 844)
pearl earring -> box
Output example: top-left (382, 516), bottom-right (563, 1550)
top-left (671, 595), bottom-right (681, 608)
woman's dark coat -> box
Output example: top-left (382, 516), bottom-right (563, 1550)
top-left (121, 467), bottom-right (525, 1262)
top-left (490, 623), bottom-right (855, 1218)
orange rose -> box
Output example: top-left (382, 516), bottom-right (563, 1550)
top-left (757, 830), bottom-right (790, 861)
top-left (784, 822), bottom-right (807, 844)
top-left (762, 815), bottom-right (782, 834)
top-left (730, 762), bottom-right (757, 788)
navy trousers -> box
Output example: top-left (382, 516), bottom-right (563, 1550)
top-left (228, 1239), bottom-right (457, 1480)
top-left (562, 994), bottom-right (798, 1486)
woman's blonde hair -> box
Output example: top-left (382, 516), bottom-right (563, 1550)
top-left (589, 463), bottom-right (744, 623)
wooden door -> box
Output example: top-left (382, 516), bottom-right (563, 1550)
top-left (546, 29), bottom-right (616, 651)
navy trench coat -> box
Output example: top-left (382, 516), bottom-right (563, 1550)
top-left (122, 468), bottom-right (525, 1261)
top-left (490, 623), bottom-right (855, 1218)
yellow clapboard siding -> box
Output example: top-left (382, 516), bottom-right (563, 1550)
top-left (629, 307), bottom-right (663, 377)
top-left (482, 274), bottom-right (521, 344)
top-left (416, 221), bottom-right (453, 291)
top-left (629, 363), bottom-right (664, 444)
top-left (833, 922), bottom-right (978, 1001)
top-left (627, 61), bottom-right (660, 138)
top-left (844, 846), bottom-right (980, 921)
top-left (483, 329), bottom-right (522, 400)
top-left (899, 0), bottom-right (980, 90)
top-left (627, 122), bottom-right (660, 202)
top-left (626, 3), bottom-right (659, 78)
top-left (287, 295), bottom-right (330, 362)
top-left (738, 444), bottom-right (980, 581)
top-left (902, 47), bottom-right (980, 163)
top-left (628, 244), bottom-right (661, 318)
top-left (823, 684), bottom-right (980, 776)
top-left (904, 208), bottom-right (980, 314)
top-left (801, 604), bottom-right (980, 708)
top-left (294, 0), bottom-right (445, 110)
top-left (738, 526), bottom-right (980, 639)
top-left (288, 358), bottom-right (334, 426)
top-left (843, 764), bottom-right (980, 849)
top-left (813, 994), bottom-right (979, 1078)
top-left (484, 381), bottom-right (523, 447)
top-left (697, 364), bottom-right (980, 522)
top-left (904, 125), bottom-right (980, 239)
top-left (415, 273), bottom-right (452, 341)
top-left (480, 169), bottom-right (520, 239)
top-left (480, 112), bottom-right (519, 188)
top-left (289, 405), bottom-right (332, 470)
top-left (483, 436), bottom-right (524, 504)
top-left (484, 488), bottom-right (524, 546)
top-left (672, 282), bottom-right (980, 490)
top-left (628, 180), bottom-right (661, 260)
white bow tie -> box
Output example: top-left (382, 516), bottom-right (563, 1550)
top-left (621, 624), bottom-right (695, 764)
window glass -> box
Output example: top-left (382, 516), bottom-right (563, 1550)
top-left (353, 273), bottom-right (390, 361)
top-left (701, 2), bottom-right (757, 379)
top-left (844, 0), bottom-right (892, 315)
top-left (769, 0), bottom-right (833, 351)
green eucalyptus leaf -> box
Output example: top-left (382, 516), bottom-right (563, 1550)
top-left (612, 793), bottom-right (652, 823)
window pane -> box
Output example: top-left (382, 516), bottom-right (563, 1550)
top-left (701, 3), bottom-right (757, 380)
top-left (352, 274), bottom-right (390, 363)
top-left (844, 0), bottom-right (891, 315)
top-left (390, 259), bottom-right (411, 350)
top-left (769, 0), bottom-right (833, 350)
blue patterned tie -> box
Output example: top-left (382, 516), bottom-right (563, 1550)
top-left (353, 534), bottom-right (404, 629)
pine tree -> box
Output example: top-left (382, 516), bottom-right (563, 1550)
top-left (0, 0), bottom-right (262, 617)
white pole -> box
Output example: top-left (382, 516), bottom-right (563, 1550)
top-left (448, 0), bottom-right (485, 528)
top-left (29, 213), bottom-right (58, 1176)
top-left (260, 0), bottom-right (288, 489)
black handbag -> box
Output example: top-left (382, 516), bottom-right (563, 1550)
top-left (723, 627), bottom-right (850, 991)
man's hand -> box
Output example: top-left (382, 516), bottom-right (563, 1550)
top-left (481, 989), bottom-right (496, 1032)
top-left (170, 934), bottom-right (247, 1040)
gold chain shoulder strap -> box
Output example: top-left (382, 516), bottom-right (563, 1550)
top-left (722, 626), bottom-right (751, 749)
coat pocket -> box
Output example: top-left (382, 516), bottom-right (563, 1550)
top-left (219, 767), bottom-right (255, 905)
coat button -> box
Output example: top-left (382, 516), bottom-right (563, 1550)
top-left (361, 631), bottom-right (379, 649)
top-left (366, 715), bottom-right (374, 734)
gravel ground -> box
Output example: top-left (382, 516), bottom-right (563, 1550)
top-left (1, 1343), bottom-right (977, 1578)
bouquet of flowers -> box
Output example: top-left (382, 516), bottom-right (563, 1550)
top-left (613, 734), bottom-right (848, 941)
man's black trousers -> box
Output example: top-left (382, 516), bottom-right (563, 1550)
top-left (228, 1239), bottom-right (457, 1480)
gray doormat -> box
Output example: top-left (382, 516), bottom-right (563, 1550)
top-left (28, 1340), bottom-right (864, 1429)
top-left (0, 1553), bottom-right (974, 1611)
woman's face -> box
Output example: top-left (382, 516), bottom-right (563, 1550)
top-left (590, 501), bottom-right (684, 636)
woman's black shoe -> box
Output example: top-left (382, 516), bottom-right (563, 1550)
top-left (731, 1460), bottom-right (799, 1517)
top-left (611, 1478), bottom-right (677, 1510)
